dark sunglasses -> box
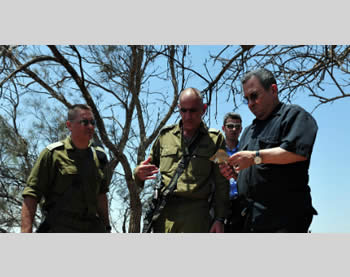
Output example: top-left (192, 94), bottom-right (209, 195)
top-left (225, 123), bottom-right (241, 130)
top-left (180, 108), bottom-right (199, 113)
top-left (76, 119), bottom-right (96, 126)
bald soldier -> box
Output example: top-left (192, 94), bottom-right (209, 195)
top-left (21, 104), bottom-right (111, 233)
top-left (134, 88), bottom-right (230, 233)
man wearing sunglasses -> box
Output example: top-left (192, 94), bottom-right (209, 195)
top-left (21, 104), bottom-right (111, 233)
top-left (221, 112), bottom-right (244, 232)
top-left (220, 68), bottom-right (318, 233)
top-left (134, 88), bottom-right (229, 233)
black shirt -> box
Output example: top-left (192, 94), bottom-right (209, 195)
top-left (237, 102), bottom-right (318, 215)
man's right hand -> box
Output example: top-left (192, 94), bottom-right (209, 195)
top-left (135, 157), bottom-right (159, 181)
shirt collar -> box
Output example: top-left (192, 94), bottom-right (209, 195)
top-left (226, 141), bottom-right (239, 152)
top-left (173, 120), bottom-right (208, 135)
top-left (253, 102), bottom-right (284, 124)
top-left (63, 136), bottom-right (92, 150)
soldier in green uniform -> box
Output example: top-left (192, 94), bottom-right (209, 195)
top-left (134, 88), bottom-right (230, 233)
top-left (21, 104), bottom-right (111, 233)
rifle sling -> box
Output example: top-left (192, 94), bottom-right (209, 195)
top-left (149, 131), bottom-right (203, 224)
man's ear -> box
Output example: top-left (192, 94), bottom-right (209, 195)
top-left (66, 120), bottom-right (72, 131)
top-left (271, 84), bottom-right (278, 95)
top-left (203, 103), bottom-right (208, 112)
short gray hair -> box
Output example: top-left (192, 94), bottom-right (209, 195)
top-left (241, 68), bottom-right (277, 90)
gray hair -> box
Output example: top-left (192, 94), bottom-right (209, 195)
top-left (241, 68), bottom-right (277, 90)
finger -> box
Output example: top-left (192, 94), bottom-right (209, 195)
top-left (140, 165), bottom-right (158, 171)
top-left (141, 156), bottom-right (152, 165)
top-left (150, 169), bottom-right (159, 175)
top-left (228, 153), bottom-right (239, 164)
top-left (144, 176), bottom-right (157, 180)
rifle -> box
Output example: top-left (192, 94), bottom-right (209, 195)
top-left (142, 180), bottom-right (165, 233)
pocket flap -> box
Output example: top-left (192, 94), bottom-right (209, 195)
top-left (59, 165), bottom-right (78, 175)
top-left (161, 147), bottom-right (178, 156)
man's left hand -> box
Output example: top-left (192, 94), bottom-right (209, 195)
top-left (228, 151), bottom-right (255, 173)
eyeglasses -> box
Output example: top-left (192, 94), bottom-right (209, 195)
top-left (75, 119), bottom-right (96, 126)
top-left (225, 123), bottom-right (241, 130)
top-left (180, 108), bottom-right (199, 113)
top-left (243, 91), bottom-right (262, 105)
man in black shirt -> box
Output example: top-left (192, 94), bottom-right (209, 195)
top-left (220, 68), bottom-right (318, 232)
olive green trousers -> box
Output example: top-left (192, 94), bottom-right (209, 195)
top-left (153, 196), bottom-right (211, 233)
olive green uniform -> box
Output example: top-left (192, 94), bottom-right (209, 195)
top-left (136, 122), bottom-right (230, 232)
top-left (22, 136), bottom-right (108, 232)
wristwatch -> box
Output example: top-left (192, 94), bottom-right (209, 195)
top-left (254, 150), bottom-right (262, 164)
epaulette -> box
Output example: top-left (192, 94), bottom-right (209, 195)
top-left (94, 146), bottom-right (106, 155)
top-left (208, 128), bottom-right (220, 135)
top-left (92, 145), bottom-right (108, 168)
top-left (46, 141), bottom-right (64, 151)
top-left (159, 124), bottom-right (177, 134)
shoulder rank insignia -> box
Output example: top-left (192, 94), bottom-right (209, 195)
top-left (46, 141), bottom-right (64, 151)
top-left (208, 128), bottom-right (220, 134)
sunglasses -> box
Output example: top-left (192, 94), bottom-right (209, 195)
top-left (180, 108), bottom-right (199, 113)
top-left (76, 119), bottom-right (96, 126)
top-left (225, 123), bottom-right (241, 129)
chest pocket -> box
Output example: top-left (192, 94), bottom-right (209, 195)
top-left (54, 164), bottom-right (79, 195)
top-left (189, 147), bottom-right (212, 177)
top-left (160, 146), bottom-right (179, 173)
top-left (258, 136), bottom-right (280, 149)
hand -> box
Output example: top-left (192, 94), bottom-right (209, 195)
top-left (228, 151), bottom-right (255, 173)
top-left (219, 163), bottom-right (237, 180)
top-left (135, 157), bottom-right (159, 181)
top-left (209, 220), bottom-right (225, 233)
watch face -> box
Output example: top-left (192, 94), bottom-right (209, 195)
top-left (254, 156), bottom-right (262, 164)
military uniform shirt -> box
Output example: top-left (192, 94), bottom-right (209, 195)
top-left (22, 136), bottom-right (108, 217)
top-left (136, 121), bottom-right (230, 219)
top-left (237, 102), bottom-right (318, 215)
